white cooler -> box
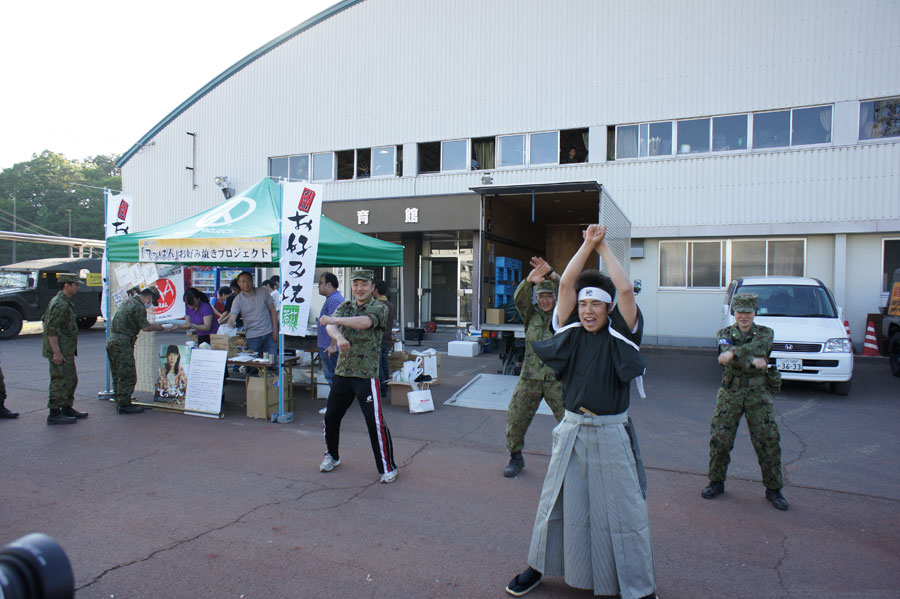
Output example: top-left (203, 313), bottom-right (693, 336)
top-left (448, 340), bottom-right (481, 357)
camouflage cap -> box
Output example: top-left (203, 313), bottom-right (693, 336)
top-left (139, 286), bottom-right (161, 307)
top-left (57, 273), bottom-right (79, 284)
top-left (535, 281), bottom-right (555, 295)
top-left (733, 292), bottom-right (758, 313)
top-left (350, 269), bottom-right (375, 281)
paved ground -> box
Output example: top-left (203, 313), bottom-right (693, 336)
top-left (1, 326), bottom-right (898, 598)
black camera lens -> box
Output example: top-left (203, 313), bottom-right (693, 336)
top-left (0, 533), bottom-right (74, 599)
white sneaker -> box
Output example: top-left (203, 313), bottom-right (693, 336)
top-left (318, 406), bottom-right (327, 415)
top-left (380, 470), bottom-right (397, 484)
top-left (319, 454), bottom-right (340, 472)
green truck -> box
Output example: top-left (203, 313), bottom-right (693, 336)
top-left (0, 257), bottom-right (103, 339)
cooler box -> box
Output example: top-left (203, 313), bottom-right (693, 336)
top-left (448, 341), bottom-right (480, 357)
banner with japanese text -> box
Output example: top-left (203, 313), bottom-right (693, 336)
top-left (138, 237), bottom-right (272, 263)
top-left (154, 265), bottom-right (185, 320)
top-left (279, 182), bottom-right (322, 336)
top-left (102, 191), bottom-right (134, 319)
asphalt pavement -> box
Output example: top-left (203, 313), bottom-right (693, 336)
top-left (1, 326), bottom-right (898, 599)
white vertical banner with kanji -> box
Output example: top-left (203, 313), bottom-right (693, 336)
top-left (102, 191), bottom-right (135, 320)
top-left (279, 182), bottom-right (322, 336)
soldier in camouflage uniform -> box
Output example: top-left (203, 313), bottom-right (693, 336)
top-left (318, 269), bottom-right (397, 483)
top-left (107, 287), bottom-right (180, 414)
top-left (702, 292), bottom-right (789, 510)
top-left (504, 257), bottom-right (565, 477)
top-left (42, 273), bottom-right (85, 425)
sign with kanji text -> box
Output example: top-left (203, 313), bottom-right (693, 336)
top-left (280, 182), bottom-right (322, 336)
top-left (138, 237), bottom-right (271, 263)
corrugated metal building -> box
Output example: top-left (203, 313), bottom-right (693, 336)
top-left (117, 0), bottom-right (900, 347)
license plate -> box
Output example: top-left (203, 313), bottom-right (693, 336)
top-left (776, 358), bottom-right (803, 372)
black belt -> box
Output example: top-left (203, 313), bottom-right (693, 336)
top-left (730, 375), bottom-right (766, 388)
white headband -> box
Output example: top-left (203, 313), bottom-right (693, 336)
top-left (578, 287), bottom-right (612, 303)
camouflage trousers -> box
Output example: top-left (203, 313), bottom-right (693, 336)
top-left (48, 358), bottom-right (77, 409)
top-left (107, 339), bottom-right (137, 406)
top-left (0, 364), bottom-right (6, 401)
top-left (707, 386), bottom-right (784, 490)
top-left (506, 377), bottom-right (565, 454)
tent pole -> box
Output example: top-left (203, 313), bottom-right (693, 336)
top-left (103, 189), bottom-right (112, 400)
top-left (399, 266), bottom-right (405, 344)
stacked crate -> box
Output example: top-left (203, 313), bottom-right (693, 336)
top-left (494, 257), bottom-right (522, 307)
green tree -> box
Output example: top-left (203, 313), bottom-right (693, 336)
top-left (0, 151), bottom-right (120, 265)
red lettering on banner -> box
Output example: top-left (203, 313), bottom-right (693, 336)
top-left (117, 199), bottom-right (129, 220)
top-left (298, 188), bottom-right (316, 212)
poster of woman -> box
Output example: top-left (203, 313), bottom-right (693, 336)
top-left (156, 344), bottom-right (189, 402)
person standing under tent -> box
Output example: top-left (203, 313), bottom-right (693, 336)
top-left (107, 287), bottom-right (188, 414)
top-left (224, 272), bottom-right (278, 357)
top-left (316, 272), bottom-right (344, 415)
top-left (506, 225), bottom-right (656, 599)
top-left (373, 279), bottom-right (396, 397)
top-left (318, 269), bottom-right (396, 484)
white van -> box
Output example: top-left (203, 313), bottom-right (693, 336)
top-left (723, 277), bottom-right (853, 395)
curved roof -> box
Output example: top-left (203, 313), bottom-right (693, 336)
top-left (116, 0), bottom-right (364, 169)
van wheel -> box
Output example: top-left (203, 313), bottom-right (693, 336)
top-left (889, 333), bottom-right (900, 378)
top-left (829, 380), bottom-right (852, 396)
top-left (0, 307), bottom-right (23, 339)
top-left (77, 316), bottom-right (98, 329)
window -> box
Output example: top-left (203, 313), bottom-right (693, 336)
top-left (371, 146), bottom-right (395, 177)
top-left (269, 157), bottom-right (288, 180)
top-left (418, 142), bottom-right (440, 173)
top-left (733, 239), bottom-right (805, 279)
top-left (752, 110), bottom-right (790, 149)
top-left (289, 155), bottom-right (309, 180)
top-left (883, 238), bottom-right (900, 292)
top-left (616, 125), bottom-right (639, 159)
top-left (471, 137), bottom-right (494, 170)
top-left (713, 114), bottom-right (748, 151)
top-left (659, 240), bottom-right (723, 288)
top-left (860, 97), bottom-right (900, 141)
top-left (312, 152), bottom-right (333, 181)
top-left (498, 134), bottom-right (525, 167)
top-left (441, 140), bottom-right (467, 171)
top-left (336, 150), bottom-right (354, 180)
top-left (560, 128), bottom-right (589, 163)
top-left (677, 118), bottom-right (710, 154)
top-left (791, 105), bottom-right (832, 145)
top-left (356, 148), bottom-right (371, 178)
top-left (530, 131), bottom-right (558, 165)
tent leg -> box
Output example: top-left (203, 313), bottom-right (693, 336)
top-left (399, 266), bottom-right (405, 344)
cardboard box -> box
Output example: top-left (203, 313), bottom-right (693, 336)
top-left (246, 376), bottom-right (277, 419)
top-left (485, 308), bottom-right (505, 325)
top-left (193, 334), bottom-right (245, 357)
top-left (448, 340), bottom-right (481, 357)
top-left (387, 382), bottom-right (418, 407)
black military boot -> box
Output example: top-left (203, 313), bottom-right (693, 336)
top-left (765, 488), bottom-right (789, 511)
top-left (701, 480), bottom-right (725, 499)
top-left (0, 401), bottom-right (18, 418)
top-left (117, 404), bottom-right (145, 415)
top-left (504, 451), bottom-right (525, 478)
top-left (62, 406), bottom-right (88, 419)
top-left (47, 408), bottom-right (76, 425)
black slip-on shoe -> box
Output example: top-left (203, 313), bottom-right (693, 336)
top-left (506, 567), bottom-right (541, 596)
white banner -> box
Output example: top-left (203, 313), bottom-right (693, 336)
top-left (106, 192), bottom-right (134, 238)
top-left (279, 182), bottom-right (322, 336)
top-left (102, 192), bottom-right (134, 320)
top-left (154, 265), bottom-right (185, 321)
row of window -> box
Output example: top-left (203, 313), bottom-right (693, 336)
top-left (659, 239), bottom-right (805, 289)
top-left (268, 96), bottom-right (900, 181)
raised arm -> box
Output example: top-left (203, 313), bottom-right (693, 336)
top-left (556, 226), bottom-right (605, 324)
top-left (595, 234), bottom-right (637, 331)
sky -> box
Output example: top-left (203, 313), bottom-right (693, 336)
top-left (0, 0), bottom-right (338, 170)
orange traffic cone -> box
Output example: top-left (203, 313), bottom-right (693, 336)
top-left (862, 321), bottom-right (880, 356)
top-left (843, 320), bottom-right (853, 352)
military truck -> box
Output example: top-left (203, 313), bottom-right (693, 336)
top-left (883, 268), bottom-right (900, 377)
top-left (0, 257), bottom-right (103, 339)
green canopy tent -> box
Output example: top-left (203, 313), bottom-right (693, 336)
top-left (106, 178), bottom-right (403, 267)
top-left (104, 178), bottom-right (405, 419)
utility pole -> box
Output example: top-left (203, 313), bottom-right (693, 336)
top-left (67, 209), bottom-right (72, 237)
top-left (11, 194), bottom-right (16, 263)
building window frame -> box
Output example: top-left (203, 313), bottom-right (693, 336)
top-left (440, 139), bottom-right (469, 173)
top-left (859, 96), bottom-right (900, 143)
top-left (311, 152), bottom-right (335, 181)
top-left (882, 237), bottom-right (900, 294)
top-left (371, 145), bottom-right (397, 178)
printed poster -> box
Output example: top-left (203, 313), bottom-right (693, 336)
top-left (184, 349), bottom-right (227, 416)
top-left (889, 281), bottom-right (900, 317)
top-left (154, 265), bottom-right (185, 320)
top-left (279, 182), bottom-right (322, 336)
top-left (155, 344), bottom-right (190, 403)
top-left (102, 192), bottom-right (134, 319)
